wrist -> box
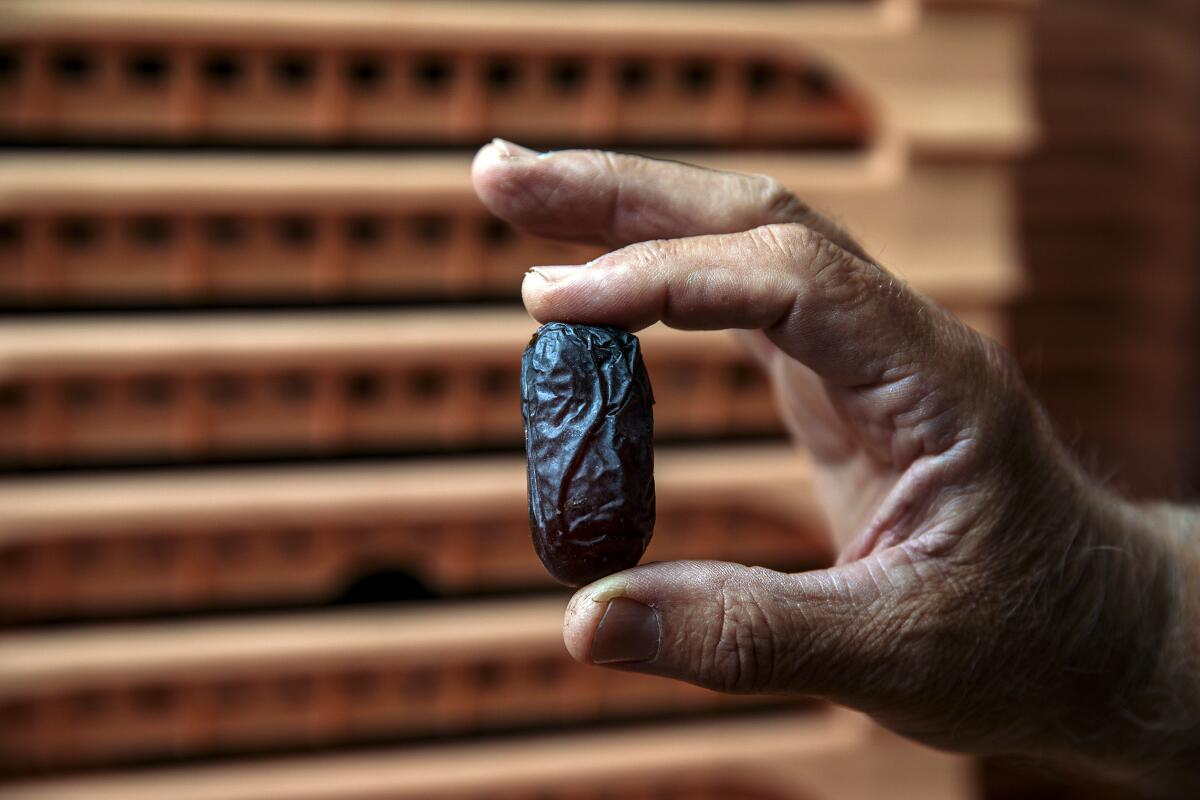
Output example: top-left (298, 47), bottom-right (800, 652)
top-left (1057, 492), bottom-right (1200, 789)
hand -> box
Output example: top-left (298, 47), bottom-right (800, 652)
top-left (472, 140), bottom-right (1200, 788)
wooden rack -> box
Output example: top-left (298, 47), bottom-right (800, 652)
top-left (0, 445), bottom-right (830, 622)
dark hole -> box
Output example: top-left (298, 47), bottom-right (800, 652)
top-left (276, 676), bottom-right (312, 706)
top-left (412, 215), bottom-right (449, 245)
top-left (132, 685), bottom-right (175, 714)
top-left (215, 681), bottom-right (252, 709)
top-left (135, 537), bottom-right (175, 566)
top-left (548, 59), bottom-right (586, 94)
top-left (129, 215), bottom-right (174, 248)
top-left (272, 53), bottom-right (315, 90)
top-left (275, 528), bottom-right (313, 560)
top-left (0, 546), bottom-right (32, 571)
top-left (213, 532), bottom-right (248, 563)
top-left (345, 56), bottom-right (385, 91)
top-left (51, 50), bottom-right (96, 84)
top-left (344, 370), bottom-right (384, 405)
top-left (67, 539), bottom-right (103, 569)
top-left (744, 61), bottom-right (778, 95)
top-left (206, 373), bottom-right (247, 405)
top-left (478, 366), bottom-right (511, 397)
top-left (340, 670), bottom-right (380, 699)
top-left (204, 215), bottom-right (247, 247)
top-left (125, 51), bottom-right (171, 86)
top-left (397, 667), bottom-right (439, 696)
top-left (678, 61), bottom-right (715, 95)
top-left (272, 371), bottom-right (312, 403)
top-left (799, 67), bottom-right (835, 99)
top-left (1, 701), bottom-right (34, 729)
top-left (0, 50), bottom-right (20, 83)
top-left (69, 691), bottom-right (112, 719)
top-left (274, 215), bottom-right (314, 248)
top-left (55, 217), bottom-right (99, 249)
top-left (61, 378), bottom-right (102, 410)
top-left (202, 53), bottom-right (244, 88)
top-left (407, 369), bottom-right (445, 399)
top-left (727, 363), bottom-right (760, 390)
top-left (334, 566), bottom-right (435, 606)
top-left (470, 661), bottom-right (503, 689)
top-left (344, 215), bottom-right (382, 248)
top-left (616, 60), bottom-right (651, 95)
top-left (0, 383), bottom-right (27, 412)
top-left (130, 374), bottom-right (174, 407)
top-left (480, 217), bottom-right (513, 245)
top-left (530, 656), bottom-right (565, 685)
top-left (412, 56), bottom-right (453, 90)
top-left (483, 59), bottom-right (520, 93)
top-left (0, 218), bottom-right (23, 249)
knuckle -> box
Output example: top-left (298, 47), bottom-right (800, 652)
top-left (611, 237), bottom-right (674, 270)
top-left (746, 222), bottom-right (806, 265)
top-left (754, 175), bottom-right (811, 223)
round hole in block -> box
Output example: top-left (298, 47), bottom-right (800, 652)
top-left (0, 382), bottom-right (28, 412)
top-left (206, 373), bottom-right (248, 405)
top-left (272, 53), bottom-right (315, 91)
top-left (0, 218), bottom-right (23, 250)
top-left (407, 368), bottom-right (445, 400)
top-left (480, 217), bottom-right (513, 246)
top-left (274, 215), bottom-right (315, 248)
top-left (0, 49), bottom-right (20, 83)
top-left (411, 215), bottom-right (450, 245)
top-left (744, 61), bottom-right (778, 95)
top-left (204, 215), bottom-right (248, 248)
top-left (55, 217), bottom-right (100, 249)
top-left (202, 52), bottom-right (245, 89)
top-left (616, 60), bottom-right (651, 95)
top-left (60, 378), bottom-right (103, 411)
top-left (272, 371), bottom-right (313, 404)
top-left (129, 215), bottom-right (174, 248)
top-left (548, 58), bottom-right (587, 94)
top-left (130, 374), bottom-right (175, 408)
top-left (125, 51), bottom-right (171, 87)
top-left (346, 55), bottom-right (386, 92)
top-left (344, 370), bottom-right (385, 405)
top-left (51, 49), bottom-right (96, 84)
top-left (412, 56), bottom-right (454, 91)
top-left (483, 58), bottom-right (521, 94)
top-left (678, 60), bottom-right (715, 95)
top-left (345, 215), bottom-right (382, 248)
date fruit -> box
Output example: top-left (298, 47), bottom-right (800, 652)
top-left (521, 322), bottom-right (656, 587)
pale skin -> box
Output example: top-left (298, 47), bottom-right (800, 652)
top-left (471, 139), bottom-right (1200, 793)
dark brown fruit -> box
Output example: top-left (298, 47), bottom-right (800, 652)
top-left (521, 323), bottom-right (656, 587)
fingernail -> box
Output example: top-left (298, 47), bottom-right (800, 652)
top-left (492, 138), bottom-right (537, 159)
top-left (528, 265), bottom-right (586, 283)
top-left (589, 597), bottom-right (661, 664)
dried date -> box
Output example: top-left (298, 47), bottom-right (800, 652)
top-left (521, 322), bottom-right (656, 587)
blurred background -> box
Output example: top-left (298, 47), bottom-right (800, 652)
top-left (0, 1), bottom-right (1196, 798)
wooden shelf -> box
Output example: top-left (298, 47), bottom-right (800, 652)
top-left (0, 445), bottom-right (831, 620)
top-left (0, 708), bottom-right (974, 800)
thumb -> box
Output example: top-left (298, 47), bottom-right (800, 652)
top-left (564, 559), bottom-right (894, 697)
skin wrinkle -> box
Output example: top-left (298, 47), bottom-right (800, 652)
top-left (596, 151), bottom-right (627, 247)
top-left (480, 144), bottom-right (1200, 791)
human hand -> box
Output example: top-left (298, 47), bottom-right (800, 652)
top-left (472, 140), bottom-right (1200, 787)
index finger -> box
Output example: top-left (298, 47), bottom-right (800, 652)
top-left (471, 140), bottom-right (871, 261)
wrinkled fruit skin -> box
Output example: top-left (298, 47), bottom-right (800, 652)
top-left (521, 323), bottom-right (656, 587)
